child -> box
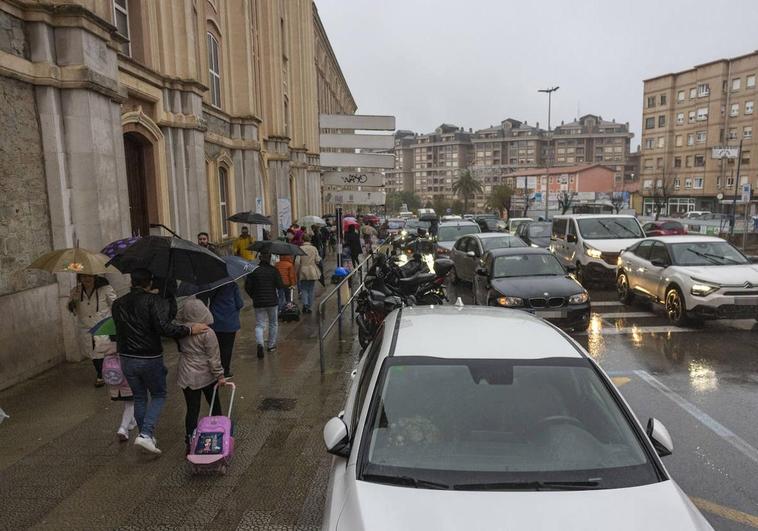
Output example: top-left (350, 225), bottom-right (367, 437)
top-left (176, 299), bottom-right (225, 452)
top-left (274, 255), bottom-right (297, 312)
top-left (99, 338), bottom-right (136, 441)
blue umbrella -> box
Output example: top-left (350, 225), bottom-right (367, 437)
top-left (176, 255), bottom-right (257, 297)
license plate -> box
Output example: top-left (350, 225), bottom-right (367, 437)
top-left (538, 310), bottom-right (568, 319)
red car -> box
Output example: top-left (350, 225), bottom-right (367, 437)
top-left (642, 220), bottom-right (688, 236)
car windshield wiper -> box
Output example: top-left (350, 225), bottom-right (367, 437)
top-left (701, 252), bottom-right (741, 264)
top-left (453, 479), bottom-right (602, 491)
top-left (361, 473), bottom-right (450, 490)
top-left (684, 248), bottom-right (727, 265)
top-left (612, 221), bottom-right (641, 237)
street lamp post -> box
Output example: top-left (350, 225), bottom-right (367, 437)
top-left (539, 86), bottom-right (559, 220)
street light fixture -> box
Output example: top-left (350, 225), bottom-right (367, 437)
top-left (539, 86), bottom-right (559, 219)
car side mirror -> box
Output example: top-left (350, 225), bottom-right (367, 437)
top-left (476, 267), bottom-right (488, 276)
top-left (466, 251), bottom-right (476, 257)
top-left (323, 417), bottom-right (350, 457)
top-left (646, 418), bottom-right (673, 457)
top-left (566, 234), bottom-right (577, 243)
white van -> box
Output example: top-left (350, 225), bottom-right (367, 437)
top-left (551, 214), bottom-right (644, 284)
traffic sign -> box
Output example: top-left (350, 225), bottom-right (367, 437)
top-left (323, 190), bottom-right (386, 206)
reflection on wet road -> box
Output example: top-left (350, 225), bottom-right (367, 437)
top-left (446, 279), bottom-right (758, 530)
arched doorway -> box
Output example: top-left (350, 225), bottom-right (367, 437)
top-left (123, 132), bottom-right (157, 236)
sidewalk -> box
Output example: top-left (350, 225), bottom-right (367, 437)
top-left (0, 260), bottom-right (360, 530)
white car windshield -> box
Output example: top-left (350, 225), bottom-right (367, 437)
top-left (493, 254), bottom-right (564, 277)
top-left (438, 225), bottom-right (480, 241)
top-left (360, 358), bottom-right (658, 490)
top-left (670, 241), bottom-right (748, 266)
top-left (577, 218), bottom-right (643, 239)
top-left (528, 223), bottom-right (552, 237)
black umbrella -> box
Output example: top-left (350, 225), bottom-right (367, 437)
top-left (228, 211), bottom-right (272, 225)
top-left (107, 236), bottom-right (228, 284)
top-left (249, 240), bottom-right (306, 256)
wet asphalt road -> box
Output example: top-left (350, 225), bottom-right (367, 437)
top-left (449, 279), bottom-right (758, 530)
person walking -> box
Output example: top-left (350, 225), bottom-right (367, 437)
top-left (244, 252), bottom-right (284, 358)
top-left (360, 221), bottom-right (378, 254)
top-left (274, 254), bottom-right (297, 312)
top-left (68, 274), bottom-right (117, 387)
top-left (319, 224), bottom-right (331, 257)
top-left (176, 298), bottom-right (225, 453)
top-left (345, 224), bottom-right (362, 269)
top-left (197, 232), bottom-right (219, 255)
top-left (100, 338), bottom-right (137, 442)
top-left (310, 225), bottom-right (324, 258)
top-left (297, 235), bottom-right (321, 314)
top-left (232, 226), bottom-right (255, 261)
top-left (112, 268), bottom-right (208, 455)
top-left (207, 282), bottom-right (244, 378)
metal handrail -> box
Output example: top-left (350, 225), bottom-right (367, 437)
top-left (317, 252), bottom-right (376, 373)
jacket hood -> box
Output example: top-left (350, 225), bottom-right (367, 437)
top-left (178, 298), bottom-right (214, 325)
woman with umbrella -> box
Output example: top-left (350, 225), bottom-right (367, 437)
top-left (68, 274), bottom-right (117, 387)
top-left (345, 224), bottom-right (363, 269)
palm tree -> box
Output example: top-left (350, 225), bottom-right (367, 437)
top-left (452, 169), bottom-right (483, 213)
top-left (484, 184), bottom-right (513, 217)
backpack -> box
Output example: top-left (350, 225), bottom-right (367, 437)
top-left (102, 354), bottom-right (125, 386)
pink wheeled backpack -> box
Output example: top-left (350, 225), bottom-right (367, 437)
top-left (187, 382), bottom-right (236, 474)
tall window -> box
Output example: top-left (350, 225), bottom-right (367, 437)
top-left (218, 166), bottom-right (229, 237)
top-left (113, 0), bottom-right (131, 56)
top-left (207, 32), bottom-right (221, 108)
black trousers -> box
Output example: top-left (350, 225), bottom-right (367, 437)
top-left (92, 358), bottom-right (103, 378)
top-left (216, 331), bottom-right (237, 376)
top-left (182, 382), bottom-right (222, 442)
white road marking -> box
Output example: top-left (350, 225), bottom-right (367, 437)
top-left (596, 312), bottom-right (658, 319)
top-left (635, 370), bottom-right (758, 466)
top-left (575, 325), bottom-right (694, 336)
top-left (591, 301), bottom-right (623, 307)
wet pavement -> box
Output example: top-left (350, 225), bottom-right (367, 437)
top-left (0, 274), bottom-right (360, 530)
top-left (2, 266), bottom-right (758, 530)
top-left (449, 280), bottom-right (758, 530)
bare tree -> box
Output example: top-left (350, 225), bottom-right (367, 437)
top-left (651, 167), bottom-right (674, 221)
top-left (558, 191), bottom-right (577, 214)
top-left (610, 173), bottom-right (628, 213)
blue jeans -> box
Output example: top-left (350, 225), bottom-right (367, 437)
top-left (120, 356), bottom-right (167, 438)
top-left (255, 306), bottom-right (278, 347)
top-left (277, 287), bottom-right (290, 311)
top-left (300, 279), bottom-right (316, 308)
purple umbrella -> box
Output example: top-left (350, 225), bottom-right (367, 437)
top-left (101, 236), bottom-right (141, 258)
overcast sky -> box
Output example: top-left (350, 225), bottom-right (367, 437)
top-left (316, 0), bottom-right (758, 148)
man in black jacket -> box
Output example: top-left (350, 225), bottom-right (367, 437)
top-left (112, 268), bottom-right (208, 455)
top-left (244, 252), bottom-right (284, 358)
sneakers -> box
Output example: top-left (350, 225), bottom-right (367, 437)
top-left (134, 434), bottom-right (162, 455)
top-left (257, 345), bottom-right (264, 358)
top-left (94, 378), bottom-right (105, 388)
top-left (117, 427), bottom-right (129, 442)
top-left (267, 345), bottom-right (277, 352)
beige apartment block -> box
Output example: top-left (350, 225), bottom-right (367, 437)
top-left (0, 0), bottom-right (354, 389)
top-left (640, 50), bottom-right (758, 215)
top-left (411, 124), bottom-right (473, 205)
top-left (384, 130), bottom-right (416, 194)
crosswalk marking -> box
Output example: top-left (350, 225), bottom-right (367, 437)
top-left (576, 325), bottom-right (694, 336)
top-left (596, 311), bottom-right (658, 319)
top-left (591, 301), bottom-right (623, 307)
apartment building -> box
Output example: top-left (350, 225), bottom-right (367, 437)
top-left (640, 51), bottom-right (758, 215)
top-left (411, 124), bottom-right (473, 205)
top-left (384, 130), bottom-right (416, 193)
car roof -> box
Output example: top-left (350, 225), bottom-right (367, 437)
top-left (486, 247), bottom-right (551, 257)
top-left (553, 214), bottom-right (637, 220)
top-left (644, 235), bottom-right (725, 244)
top-left (391, 306), bottom-right (583, 360)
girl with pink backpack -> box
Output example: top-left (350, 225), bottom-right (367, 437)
top-left (99, 339), bottom-right (137, 441)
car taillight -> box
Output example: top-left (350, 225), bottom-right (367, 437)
top-left (436, 247), bottom-right (449, 255)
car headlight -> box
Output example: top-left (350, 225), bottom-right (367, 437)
top-left (584, 244), bottom-right (603, 259)
top-left (690, 283), bottom-right (718, 296)
top-left (568, 291), bottom-right (589, 305)
top-left (400, 230), bottom-right (407, 236)
top-left (530, 243), bottom-right (539, 248)
top-left (497, 296), bottom-right (524, 307)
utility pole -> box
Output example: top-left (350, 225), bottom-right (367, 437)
top-left (730, 137), bottom-right (744, 238)
top-left (539, 86), bottom-right (559, 220)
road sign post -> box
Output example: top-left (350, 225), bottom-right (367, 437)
top-left (742, 183), bottom-right (752, 249)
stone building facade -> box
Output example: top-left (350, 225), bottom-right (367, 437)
top-left (0, 0), bottom-right (355, 390)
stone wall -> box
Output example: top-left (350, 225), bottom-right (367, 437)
top-left (0, 76), bottom-right (54, 296)
top-left (0, 9), bottom-right (29, 59)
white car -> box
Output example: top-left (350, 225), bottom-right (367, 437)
top-left (505, 217), bottom-right (533, 233)
top-left (434, 220), bottom-right (481, 257)
top-left (683, 211), bottom-right (711, 219)
top-left (617, 235), bottom-right (758, 325)
top-left (321, 306), bottom-right (712, 531)
top-left (551, 214), bottom-right (645, 285)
